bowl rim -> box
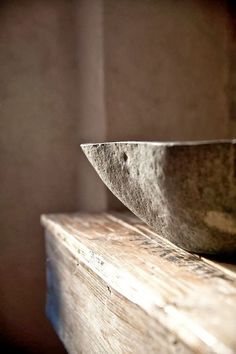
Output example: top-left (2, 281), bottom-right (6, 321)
top-left (81, 139), bottom-right (236, 148)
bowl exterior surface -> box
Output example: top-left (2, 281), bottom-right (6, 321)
top-left (82, 142), bottom-right (236, 254)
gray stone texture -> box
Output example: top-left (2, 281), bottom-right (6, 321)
top-left (82, 141), bottom-right (236, 254)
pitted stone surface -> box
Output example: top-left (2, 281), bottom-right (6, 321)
top-left (81, 141), bottom-right (236, 254)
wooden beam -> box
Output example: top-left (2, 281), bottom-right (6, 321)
top-left (42, 212), bottom-right (236, 354)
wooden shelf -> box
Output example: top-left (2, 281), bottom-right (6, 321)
top-left (41, 212), bottom-right (236, 354)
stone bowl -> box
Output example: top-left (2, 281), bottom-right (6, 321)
top-left (81, 140), bottom-right (236, 254)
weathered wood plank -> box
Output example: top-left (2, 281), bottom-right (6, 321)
top-left (45, 231), bottom-right (190, 354)
top-left (41, 212), bottom-right (236, 354)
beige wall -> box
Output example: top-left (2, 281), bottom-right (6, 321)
top-left (0, 1), bottom-right (76, 352)
top-left (0, 0), bottom-right (234, 352)
top-left (105, 0), bottom-right (230, 142)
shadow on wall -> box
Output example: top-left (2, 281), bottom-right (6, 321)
top-left (0, 0), bottom-right (77, 352)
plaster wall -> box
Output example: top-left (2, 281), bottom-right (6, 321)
top-left (105, 0), bottom-right (230, 142)
top-left (0, 1), bottom-right (77, 352)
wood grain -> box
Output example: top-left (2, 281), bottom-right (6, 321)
top-left (41, 212), bottom-right (236, 354)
